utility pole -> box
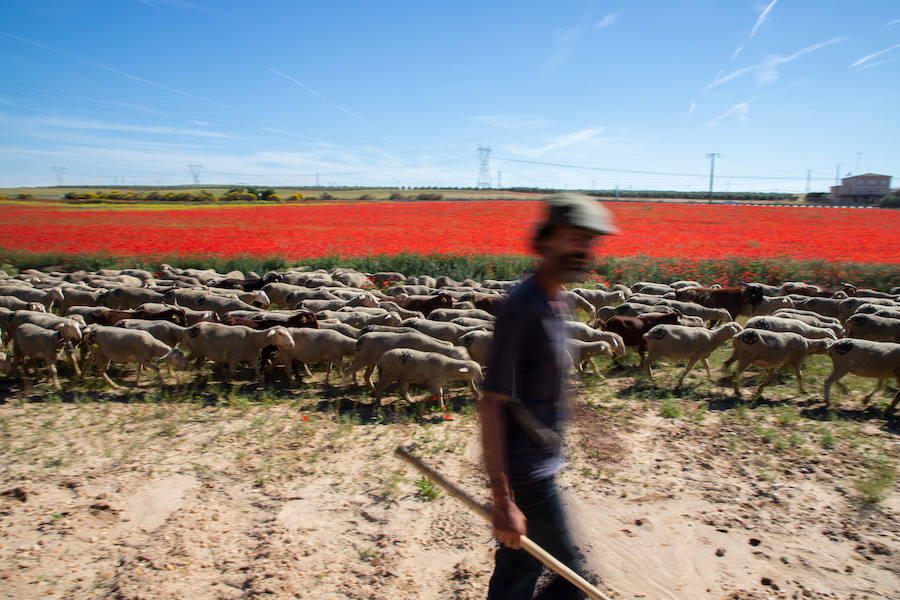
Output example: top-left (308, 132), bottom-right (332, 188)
top-left (187, 164), bottom-right (203, 185)
top-left (706, 153), bottom-right (720, 203)
top-left (497, 170), bottom-right (502, 188)
top-left (834, 163), bottom-right (841, 186)
top-left (806, 169), bottom-right (811, 193)
top-left (477, 146), bottom-right (491, 188)
top-left (51, 166), bottom-right (66, 186)
top-left (315, 172), bottom-right (320, 187)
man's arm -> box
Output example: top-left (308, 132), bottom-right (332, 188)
top-left (479, 390), bottom-right (526, 549)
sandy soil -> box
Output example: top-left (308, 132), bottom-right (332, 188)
top-left (0, 379), bottom-right (898, 600)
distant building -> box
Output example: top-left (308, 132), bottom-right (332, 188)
top-left (829, 173), bottom-right (892, 204)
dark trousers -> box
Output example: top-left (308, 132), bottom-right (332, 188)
top-left (486, 477), bottom-right (585, 600)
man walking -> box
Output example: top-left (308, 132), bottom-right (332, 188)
top-left (479, 193), bottom-right (618, 599)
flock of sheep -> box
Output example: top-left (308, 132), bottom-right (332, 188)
top-left (1, 264), bottom-right (899, 417)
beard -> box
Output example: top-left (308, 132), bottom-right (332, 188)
top-left (556, 252), bottom-right (589, 283)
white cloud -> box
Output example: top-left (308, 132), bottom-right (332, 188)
top-left (87, 62), bottom-right (226, 107)
top-left (464, 114), bottom-right (552, 131)
top-left (705, 37), bottom-right (846, 89)
top-left (33, 116), bottom-right (234, 138)
top-left (749, 0), bottom-right (778, 38)
top-left (731, 44), bottom-right (744, 62)
top-left (858, 91), bottom-right (900, 105)
top-left (507, 126), bottom-right (611, 157)
top-left (594, 12), bottom-right (620, 29)
top-left (884, 18), bottom-right (900, 27)
top-left (266, 67), bottom-right (386, 136)
top-left (857, 55), bottom-right (899, 70)
top-left (543, 24), bottom-right (586, 70)
top-left (850, 42), bottom-right (900, 68)
top-left (688, 100), bottom-right (696, 118)
top-left (706, 99), bottom-right (755, 126)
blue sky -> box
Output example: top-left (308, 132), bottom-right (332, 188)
top-left (0, 0), bottom-right (897, 192)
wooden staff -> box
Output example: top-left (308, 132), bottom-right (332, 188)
top-left (395, 445), bottom-right (613, 600)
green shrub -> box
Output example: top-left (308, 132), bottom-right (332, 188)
top-left (659, 398), bottom-right (681, 418)
top-left (879, 190), bottom-right (900, 208)
top-left (855, 462), bottom-right (895, 504)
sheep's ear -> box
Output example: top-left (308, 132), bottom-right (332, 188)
top-left (459, 367), bottom-right (469, 373)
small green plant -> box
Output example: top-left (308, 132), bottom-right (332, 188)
top-left (687, 401), bottom-right (708, 423)
top-left (727, 436), bottom-right (738, 452)
top-left (775, 406), bottom-right (799, 426)
top-left (788, 433), bottom-right (804, 448)
top-left (854, 462), bottom-right (896, 504)
top-left (820, 429), bottom-right (836, 449)
top-left (414, 475), bottom-right (440, 501)
top-left (760, 428), bottom-right (777, 444)
top-left (659, 398), bottom-right (681, 419)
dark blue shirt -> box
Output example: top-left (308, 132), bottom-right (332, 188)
top-left (481, 275), bottom-right (571, 484)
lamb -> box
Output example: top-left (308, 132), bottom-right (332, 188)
top-left (742, 295), bottom-right (795, 317)
top-left (11, 323), bottom-right (77, 388)
top-left (563, 321), bottom-right (626, 356)
top-left (384, 284), bottom-right (433, 297)
top-left (427, 308), bottom-right (495, 323)
top-left (450, 317), bottom-right (495, 329)
top-left (276, 328), bottom-right (357, 385)
top-left (315, 310), bottom-right (401, 329)
top-left (823, 339), bottom-right (900, 416)
top-left (81, 325), bottom-right (187, 387)
top-left (558, 290), bottom-right (595, 318)
top-left (99, 287), bottom-right (165, 310)
top-left (0, 285), bottom-right (63, 311)
top-left (343, 331), bottom-right (470, 389)
top-left (787, 296), bottom-right (843, 319)
top-left (181, 322), bottom-right (295, 380)
top-left (0, 296), bottom-right (45, 312)
top-left (593, 302), bottom-right (661, 323)
top-left (397, 318), bottom-right (486, 344)
top-left (641, 322), bottom-right (742, 387)
top-left (115, 319), bottom-right (188, 348)
top-left (744, 315), bottom-right (838, 341)
top-left (295, 293), bottom-right (379, 312)
top-left (845, 313), bottom-right (900, 343)
top-left (372, 348), bottom-right (483, 409)
top-left (726, 329), bottom-right (832, 396)
top-left (2, 311), bottom-right (84, 351)
top-left (772, 309), bottom-right (844, 337)
top-left (331, 269), bottom-right (372, 288)
top-left (263, 282), bottom-right (339, 306)
top-left (631, 282), bottom-right (674, 296)
top-left (669, 280), bottom-right (702, 290)
top-left (852, 303), bottom-right (900, 320)
top-left (568, 339), bottom-right (614, 374)
top-left (653, 299), bottom-right (733, 325)
top-left (374, 301), bottom-right (426, 320)
top-left (460, 329), bottom-right (493, 365)
top-left (55, 287), bottom-right (106, 314)
top-left (315, 321), bottom-right (361, 339)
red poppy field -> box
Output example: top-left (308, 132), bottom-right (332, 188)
top-left (2, 200), bottom-right (898, 264)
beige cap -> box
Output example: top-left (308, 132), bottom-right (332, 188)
top-left (545, 192), bottom-right (619, 235)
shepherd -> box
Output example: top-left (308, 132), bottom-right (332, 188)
top-left (479, 193), bottom-right (618, 599)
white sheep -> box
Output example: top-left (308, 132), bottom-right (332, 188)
top-left (743, 295), bottom-right (795, 317)
top-left (315, 309), bottom-right (401, 329)
top-left (641, 322), bottom-right (742, 387)
top-left (837, 297), bottom-right (898, 322)
top-left (563, 321), bottom-right (626, 356)
top-left (845, 313), bottom-right (900, 343)
top-left (81, 325), bottom-right (187, 387)
top-left (460, 329), bottom-right (493, 366)
top-left (12, 323), bottom-right (76, 389)
top-left (772, 309), bottom-right (844, 337)
top-left (572, 288), bottom-right (625, 313)
top-left (824, 338), bottom-right (900, 417)
top-left (181, 322), bottom-right (295, 380)
top-left (427, 308), bottom-right (495, 322)
top-left (726, 329), bottom-right (832, 396)
top-left (631, 282), bottom-right (674, 296)
top-left (852, 303), bottom-right (900, 320)
top-left (372, 348), bottom-right (482, 410)
top-left (397, 317), bottom-right (486, 344)
top-left (277, 328), bottom-right (357, 385)
top-left (745, 315), bottom-right (838, 340)
top-left (115, 319), bottom-right (188, 348)
top-left (343, 331), bottom-right (470, 389)
top-left (568, 339), bottom-right (614, 374)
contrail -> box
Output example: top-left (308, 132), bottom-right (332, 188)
top-left (266, 67), bottom-right (386, 136)
top-left (86, 62), bottom-right (228, 108)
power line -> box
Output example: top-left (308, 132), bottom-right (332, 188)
top-left (706, 153), bottom-right (720, 203)
top-left (187, 164), bottom-right (203, 184)
top-left (492, 156), bottom-right (837, 181)
top-left (50, 166), bottom-right (65, 185)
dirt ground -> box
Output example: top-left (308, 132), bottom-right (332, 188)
top-left (0, 366), bottom-right (898, 600)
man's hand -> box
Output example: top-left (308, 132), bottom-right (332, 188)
top-left (492, 495), bottom-right (527, 549)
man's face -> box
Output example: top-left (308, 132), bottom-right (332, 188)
top-left (540, 225), bottom-right (600, 283)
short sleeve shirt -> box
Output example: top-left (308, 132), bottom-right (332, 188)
top-left (481, 275), bottom-right (572, 484)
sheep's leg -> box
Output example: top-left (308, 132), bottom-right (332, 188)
top-left (722, 352), bottom-right (736, 370)
top-left (886, 384), bottom-right (899, 419)
top-left (435, 386), bottom-right (446, 411)
top-left (863, 379), bottom-right (885, 404)
top-left (640, 353), bottom-right (653, 377)
top-left (135, 364), bottom-right (143, 387)
top-left (373, 377), bottom-right (388, 404)
top-left (342, 359), bottom-right (362, 385)
top-left (792, 363), bottom-right (805, 395)
top-left (283, 359), bottom-right (295, 386)
top-left (152, 363), bottom-right (166, 386)
top-left (733, 361), bottom-right (749, 396)
top-left (755, 369), bottom-right (777, 396)
top-left (675, 358), bottom-right (698, 388)
top-left (100, 360), bottom-right (122, 389)
top-left (324, 362), bottom-right (332, 386)
top-left (823, 368), bottom-right (848, 407)
top-left (364, 365), bottom-right (375, 391)
top-left (400, 382), bottom-right (413, 404)
top-left (303, 362), bottom-right (313, 377)
top-left (703, 357), bottom-right (712, 380)
top-left (66, 348), bottom-right (81, 377)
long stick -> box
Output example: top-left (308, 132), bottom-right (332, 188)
top-left (395, 446), bottom-right (612, 600)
